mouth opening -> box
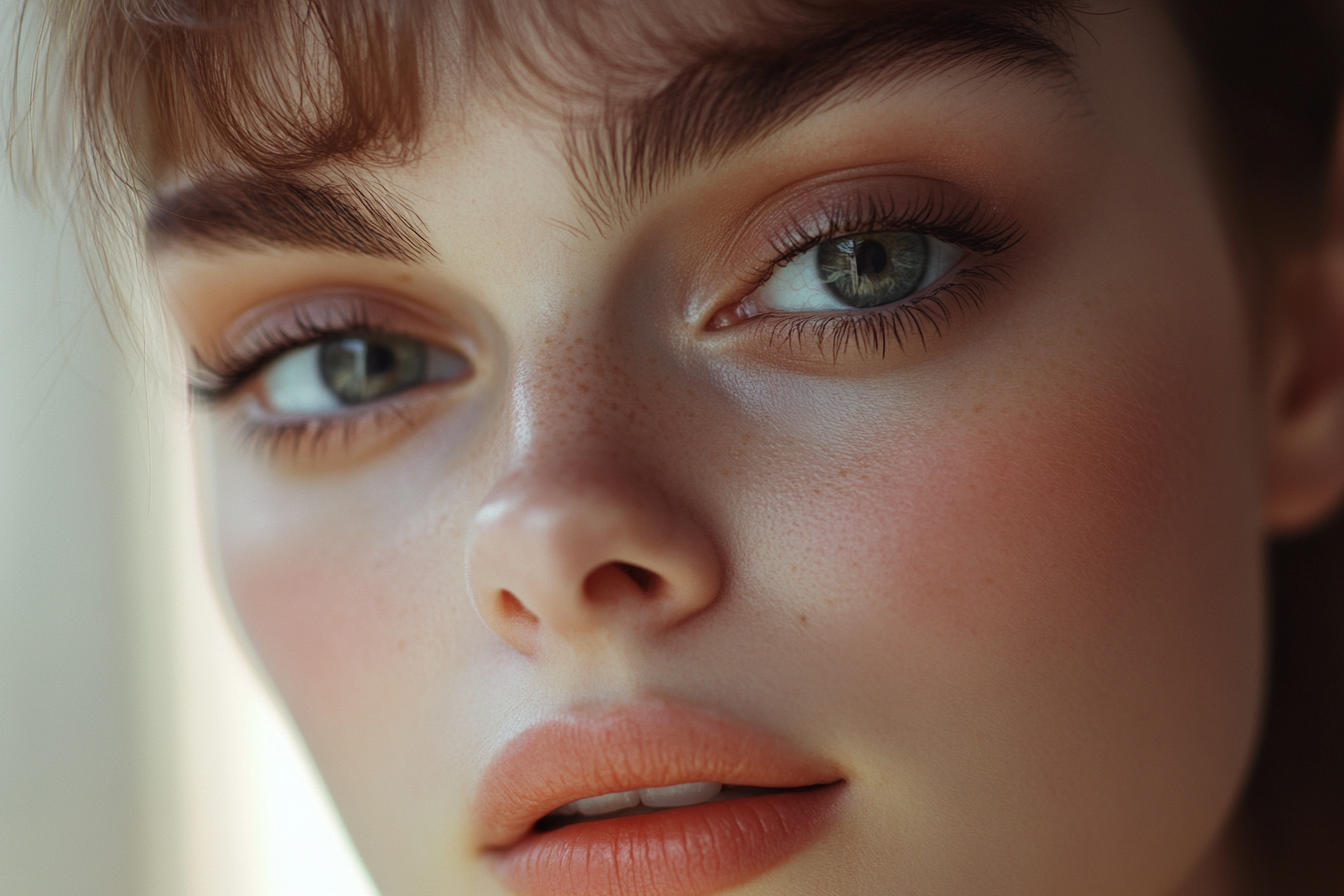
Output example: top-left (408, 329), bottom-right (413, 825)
top-left (533, 783), bottom-right (837, 833)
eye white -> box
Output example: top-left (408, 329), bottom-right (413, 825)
top-left (257, 339), bottom-right (468, 415)
top-left (756, 233), bottom-right (965, 312)
top-left (261, 344), bottom-right (343, 415)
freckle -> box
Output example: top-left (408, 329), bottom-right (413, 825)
top-left (799, 614), bottom-right (808, 624)
top-left (394, 273), bottom-right (411, 284)
top-left (838, 469), bottom-right (849, 478)
top-left (397, 639), bottom-right (407, 651)
top-left (973, 403), bottom-right (984, 413)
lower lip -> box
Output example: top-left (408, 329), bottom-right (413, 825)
top-left (490, 785), bottom-right (843, 896)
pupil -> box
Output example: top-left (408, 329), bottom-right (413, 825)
top-left (364, 343), bottom-right (395, 377)
top-left (854, 240), bottom-right (888, 277)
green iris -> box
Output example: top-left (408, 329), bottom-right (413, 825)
top-left (816, 232), bottom-right (929, 308)
top-left (319, 335), bottom-right (428, 406)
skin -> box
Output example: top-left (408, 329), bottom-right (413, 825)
top-left (157, 2), bottom-right (1344, 894)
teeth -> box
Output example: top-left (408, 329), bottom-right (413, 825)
top-left (638, 781), bottom-right (723, 808)
top-left (561, 789), bottom-right (641, 817)
top-left (554, 782), bottom-right (724, 817)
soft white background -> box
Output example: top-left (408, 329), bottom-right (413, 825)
top-left (0, 9), bottom-right (382, 890)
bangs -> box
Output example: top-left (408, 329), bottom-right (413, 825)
top-left (57, 0), bottom-right (446, 185)
top-left (15, 0), bottom-right (1343, 246)
top-left (32, 0), bottom-right (1082, 193)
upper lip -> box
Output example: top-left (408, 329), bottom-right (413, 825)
top-left (473, 699), bottom-right (844, 849)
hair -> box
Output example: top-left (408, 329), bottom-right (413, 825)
top-left (11, 0), bottom-right (1344, 892)
top-left (1158, 5), bottom-right (1344, 891)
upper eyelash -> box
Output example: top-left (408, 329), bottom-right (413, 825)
top-left (750, 190), bottom-right (1022, 289)
top-left (190, 304), bottom-right (380, 405)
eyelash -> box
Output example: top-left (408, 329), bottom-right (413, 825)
top-left (236, 404), bottom-right (421, 461)
top-left (191, 304), bottom-right (378, 405)
top-left (739, 191), bottom-right (1022, 360)
top-left (191, 304), bottom-right (431, 458)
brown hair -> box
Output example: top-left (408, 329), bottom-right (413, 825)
top-left (13, 0), bottom-right (1344, 891)
top-left (1159, 4), bottom-right (1344, 891)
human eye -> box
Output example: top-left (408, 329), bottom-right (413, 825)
top-left (754, 231), bottom-right (965, 313)
top-left (707, 183), bottom-right (1021, 360)
top-left (259, 333), bottom-right (467, 415)
top-left (192, 296), bottom-right (473, 459)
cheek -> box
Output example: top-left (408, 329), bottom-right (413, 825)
top-left (225, 540), bottom-right (403, 709)
top-left (212, 474), bottom-right (503, 887)
top-left (729, 276), bottom-right (1264, 888)
top-left (210, 462), bottom-right (484, 774)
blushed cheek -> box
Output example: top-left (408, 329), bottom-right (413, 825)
top-left (746, 296), bottom-right (1264, 887)
top-left (225, 542), bottom-right (390, 707)
top-left (215, 493), bottom-right (477, 762)
top-left (765, 369), bottom-right (1259, 692)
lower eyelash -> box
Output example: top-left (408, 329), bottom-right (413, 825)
top-left (239, 401), bottom-right (420, 460)
top-left (758, 263), bottom-right (1010, 362)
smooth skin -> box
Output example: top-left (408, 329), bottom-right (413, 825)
top-left (159, 2), bottom-right (1344, 894)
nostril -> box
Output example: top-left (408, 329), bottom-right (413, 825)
top-left (582, 562), bottom-right (661, 601)
top-left (500, 590), bottom-right (539, 622)
top-left (613, 562), bottom-right (658, 593)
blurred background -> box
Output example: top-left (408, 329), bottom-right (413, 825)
top-left (0, 37), bottom-right (383, 896)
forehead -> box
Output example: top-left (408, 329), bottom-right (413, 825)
top-left (482, 0), bottom-right (1082, 223)
top-left (147, 0), bottom-right (1088, 255)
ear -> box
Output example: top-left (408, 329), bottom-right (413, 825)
top-left (1264, 103), bottom-right (1344, 534)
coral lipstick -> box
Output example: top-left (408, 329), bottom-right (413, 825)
top-left (475, 701), bottom-right (845, 896)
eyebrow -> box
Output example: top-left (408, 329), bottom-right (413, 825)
top-left (565, 2), bottom-right (1082, 229)
top-left (146, 3), bottom-right (1079, 257)
top-left (148, 174), bottom-right (437, 262)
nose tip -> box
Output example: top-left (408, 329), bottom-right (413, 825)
top-left (465, 469), bottom-right (722, 656)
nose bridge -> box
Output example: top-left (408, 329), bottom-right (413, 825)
top-left (506, 327), bottom-right (641, 463)
top-left (465, 326), bottom-right (722, 656)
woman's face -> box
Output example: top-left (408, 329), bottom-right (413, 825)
top-left (159, 2), bottom-right (1269, 894)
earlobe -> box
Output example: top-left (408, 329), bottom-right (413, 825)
top-left (1264, 107), bottom-right (1344, 534)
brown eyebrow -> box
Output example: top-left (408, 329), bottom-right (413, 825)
top-left (146, 4), bottom-right (1080, 256)
top-left (565, 2), bottom-right (1082, 230)
top-left (147, 174), bottom-right (437, 262)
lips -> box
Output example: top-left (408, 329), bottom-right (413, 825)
top-left (474, 700), bottom-right (845, 896)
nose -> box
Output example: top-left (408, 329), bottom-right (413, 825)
top-left (465, 462), bottom-right (723, 656)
